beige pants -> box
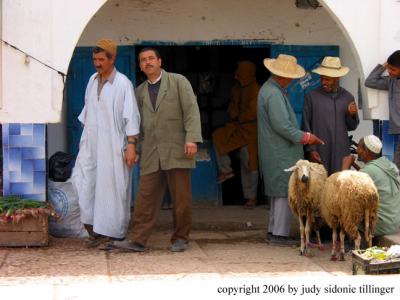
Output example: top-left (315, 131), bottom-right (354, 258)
top-left (131, 168), bottom-right (192, 246)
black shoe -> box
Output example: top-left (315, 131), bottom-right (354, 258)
top-left (269, 235), bottom-right (299, 246)
top-left (264, 232), bottom-right (273, 243)
top-left (100, 240), bottom-right (146, 252)
top-left (170, 239), bottom-right (187, 252)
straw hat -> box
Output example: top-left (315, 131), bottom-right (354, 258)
top-left (263, 54), bottom-right (305, 79)
top-left (312, 56), bottom-right (349, 77)
top-left (364, 135), bottom-right (382, 154)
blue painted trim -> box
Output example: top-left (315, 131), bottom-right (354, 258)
top-left (135, 39), bottom-right (272, 47)
top-left (270, 45), bottom-right (339, 57)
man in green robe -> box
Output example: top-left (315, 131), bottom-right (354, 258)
top-left (342, 135), bottom-right (400, 237)
top-left (258, 54), bottom-right (324, 245)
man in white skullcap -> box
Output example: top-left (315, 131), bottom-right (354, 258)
top-left (342, 135), bottom-right (400, 237)
top-left (302, 56), bottom-right (359, 175)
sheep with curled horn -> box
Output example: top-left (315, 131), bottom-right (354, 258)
top-left (286, 159), bottom-right (328, 256)
top-left (320, 170), bottom-right (379, 261)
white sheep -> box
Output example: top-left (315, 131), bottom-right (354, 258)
top-left (287, 159), bottom-right (328, 256)
top-left (320, 170), bottom-right (379, 261)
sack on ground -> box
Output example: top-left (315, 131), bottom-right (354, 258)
top-left (48, 151), bottom-right (75, 182)
top-left (48, 179), bottom-right (88, 238)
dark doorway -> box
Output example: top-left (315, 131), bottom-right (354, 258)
top-left (135, 44), bottom-right (270, 205)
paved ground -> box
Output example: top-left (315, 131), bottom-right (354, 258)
top-left (0, 205), bottom-right (385, 299)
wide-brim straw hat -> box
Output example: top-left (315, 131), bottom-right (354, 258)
top-left (312, 56), bottom-right (349, 77)
top-left (263, 54), bottom-right (306, 79)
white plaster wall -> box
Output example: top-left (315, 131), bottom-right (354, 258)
top-left (7, 0), bottom-right (394, 151)
top-left (74, 0), bottom-right (371, 143)
top-left (0, 0), bottom-right (106, 123)
top-left (322, 0), bottom-right (400, 121)
top-left (78, 0), bottom-right (360, 93)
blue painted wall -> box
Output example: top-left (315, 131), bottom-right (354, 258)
top-left (65, 42), bottom-right (340, 205)
top-left (373, 120), bottom-right (398, 161)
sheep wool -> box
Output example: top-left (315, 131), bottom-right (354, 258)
top-left (288, 159), bottom-right (328, 256)
top-left (320, 170), bottom-right (379, 261)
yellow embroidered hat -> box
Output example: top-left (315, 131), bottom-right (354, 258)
top-left (96, 39), bottom-right (117, 57)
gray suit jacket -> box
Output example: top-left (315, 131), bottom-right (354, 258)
top-left (135, 70), bottom-right (202, 175)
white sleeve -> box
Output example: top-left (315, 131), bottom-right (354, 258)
top-left (78, 75), bottom-right (95, 125)
top-left (123, 81), bottom-right (141, 136)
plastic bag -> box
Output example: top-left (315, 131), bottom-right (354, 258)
top-left (48, 151), bottom-right (75, 182)
top-left (48, 179), bottom-right (88, 238)
top-left (387, 245), bottom-right (400, 259)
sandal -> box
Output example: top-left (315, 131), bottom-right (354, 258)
top-left (216, 172), bottom-right (235, 184)
top-left (85, 235), bottom-right (109, 248)
top-left (244, 198), bottom-right (257, 209)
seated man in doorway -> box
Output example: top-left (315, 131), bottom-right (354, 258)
top-left (342, 135), bottom-right (400, 237)
top-left (212, 61), bottom-right (260, 209)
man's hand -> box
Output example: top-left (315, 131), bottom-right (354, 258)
top-left (184, 142), bottom-right (197, 158)
top-left (309, 151), bottom-right (323, 164)
top-left (308, 134), bottom-right (325, 145)
top-left (341, 155), bottom-right (356, 170)
top-left (124, 144), bottom-right (138, 168)
top-left (347, 101), bottom-right (358, 116)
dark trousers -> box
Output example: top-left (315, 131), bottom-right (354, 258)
top-left (394, 135), bottom-right (400, 170)
top-left (131, 168), bottom-right (192, 246)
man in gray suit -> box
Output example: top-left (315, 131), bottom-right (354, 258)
top-left (118, 48), bottom-right (202, 252)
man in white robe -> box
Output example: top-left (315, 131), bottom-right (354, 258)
top-left (72, 39), bottom-right (140, 246)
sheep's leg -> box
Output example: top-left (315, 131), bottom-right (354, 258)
top-left (368, 229), bottom-right (374, 248)
top-left (354, 231), bottom-right (361, 250)
top-left (364, 208), bottom-right (370, 247)
top-left (299, 214), bottom-right (305, 256)
top-left (316, 230), bottom-right (326, 251)
top-left (307, 229), bottom-right (325, 250)
top-left (304, 208), bottom-right (313, 257)
top-left (330, 226), bottom-right (338, 261)
top-left (339, 229), bottom-right (346, 261)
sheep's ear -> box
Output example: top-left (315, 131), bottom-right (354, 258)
top-left (284, 166), bottom-right (297, 172)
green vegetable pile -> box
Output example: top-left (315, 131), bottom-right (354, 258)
top-left (0, 196), bottom-right (57, 224)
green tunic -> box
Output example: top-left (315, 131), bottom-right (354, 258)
top-left (257, 78), bottom-right (304, 197)
top-left (361, 156), bottom-right (400, 236)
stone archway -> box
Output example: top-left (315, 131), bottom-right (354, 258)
top-left (3, 0), bottom-right (398, 123)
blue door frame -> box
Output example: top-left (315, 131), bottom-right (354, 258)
top-left (66, 41), bottom-right (339, 205)
top-left (67, 40), bottom-right (272, 205)
top-left (135, 40), bottom-right (273, 205)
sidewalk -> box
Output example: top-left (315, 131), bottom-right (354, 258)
top-left (7, 206), bottom-right (400, 300)
top-left (0, 205), bottom-right (369, 298)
